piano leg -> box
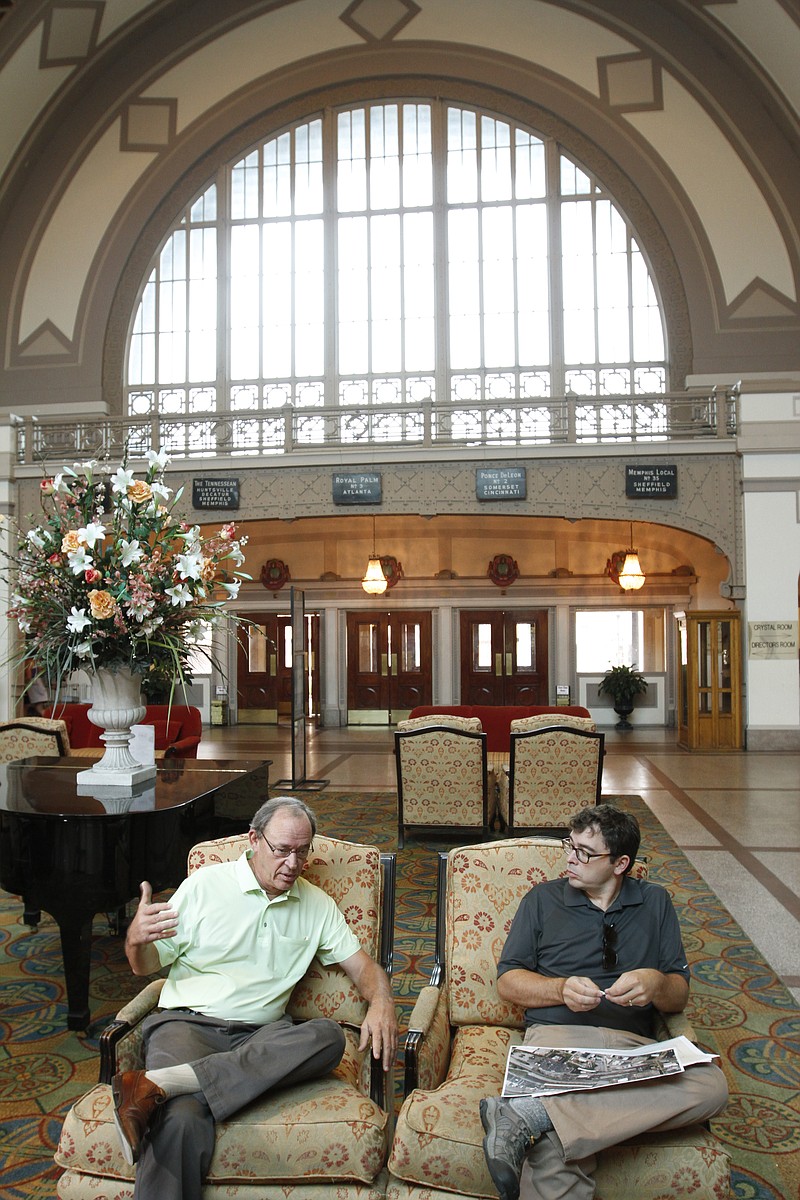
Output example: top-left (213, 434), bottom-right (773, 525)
top-left (57, 916), bottom-right (94, 1030)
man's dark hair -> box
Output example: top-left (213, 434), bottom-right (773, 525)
top-left (570, 804), bottom-right (640, 873)
top-left (250, 795), bottom-right (317, 838)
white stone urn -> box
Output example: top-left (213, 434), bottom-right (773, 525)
top-left (76, 666), bottom-right (158, 789)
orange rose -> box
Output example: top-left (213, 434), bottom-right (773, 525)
top-left (88, 589), bottom-right (116, 620)
top-left (127, 480), bottom-right (153, 504)
top-left (61, 531), bottom-right (81, 552)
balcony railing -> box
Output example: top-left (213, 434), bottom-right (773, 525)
top-left (14, 385), bottom-right (739, 466)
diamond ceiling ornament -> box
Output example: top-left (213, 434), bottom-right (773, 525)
top-left (340, 0), bottom-right (421, 42)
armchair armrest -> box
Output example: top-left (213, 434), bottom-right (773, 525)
top-left (652, 1006), bottom-right (696, 1042)
top-left (170, 734), bottom-right (200, 757)
top-left (98, 978), bottom-right (165, 1084)
top-left (403, 984), bottom-right (452, 1095)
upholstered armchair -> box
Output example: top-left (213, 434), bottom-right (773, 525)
top-left (0, 716), bottom-right (69, 762)
top-left (394, 717), bottom-right (490, 848)
top-left (55, 833), bottom-right (397, 1199)
top-left (497, 718), bottom-right (604, 834)
top-left (386, 838), bottom-right (730, 1200)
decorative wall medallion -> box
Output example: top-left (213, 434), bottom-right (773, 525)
top-left (605, 550), bottom-right (627, 586)
top-left (260, 559), bottom-right (290, 590)
top-left (488, 554), bottom-right (519, 587)
top-left (379, 556), bottom-right (404, 589)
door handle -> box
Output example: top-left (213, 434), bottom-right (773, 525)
top-left (391, 654), bottom-right (398, 676)
top-left (495, 653), bottom-right (502, 677)
top-left (269, 653), bottom-right (277, 677)
top-left (381, 653), bottom-right (389, 677)
top-left (506, 652), bottom-right (513, 676)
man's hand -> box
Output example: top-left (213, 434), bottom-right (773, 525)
top-left (358, 995), bottom-right (399, 1072)
top-left (561, 974), bottom-right (605, 1012)
top-left (124, 881), bottom-right (178, 975)
top-left (604, 968), bottom-right (689, 1012)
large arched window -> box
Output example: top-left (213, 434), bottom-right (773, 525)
top-left (127, 101), bottom-right (666, 455)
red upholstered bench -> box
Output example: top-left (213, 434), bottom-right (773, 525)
top-left (406, 704), bottom-right (592, 753)
top-left (42, 702), bottom-right (202, 758)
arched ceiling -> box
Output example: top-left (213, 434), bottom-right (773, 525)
top-left (0, 0), bottom-right (798, 415)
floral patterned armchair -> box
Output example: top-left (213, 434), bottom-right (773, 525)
top-left (55, 833), bottom-right (397, 1199)
top-left (0, 716), bottom-right (69, 761)
top-left (497, 721), bottom-right (604, 834)
top-left (386, 838), bottom-right (730, 1200)
top-left (394, 718), bottom-right (490, 848)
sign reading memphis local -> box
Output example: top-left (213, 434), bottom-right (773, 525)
top-left (476, 467), bottom-right (527, 500)
top-left (625, 465), bottom-right (677, 499)
top-left (748, 620), bottom-right (799, 660)
top-left (332, 472), bottom-right (382, 504)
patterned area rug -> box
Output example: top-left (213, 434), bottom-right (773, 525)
top-left (1, 792), bottom-right (798, 1199)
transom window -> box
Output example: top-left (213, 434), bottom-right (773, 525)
top-left (126, 101), bottom-right (666, 455)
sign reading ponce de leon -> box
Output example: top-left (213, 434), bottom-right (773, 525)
top-left (476, 467), bottom-right (527, 500)
top-left (625, 465), bottom-right (677, 499)
top-left (332, 472), bottom-right (382, 504)
top-left (192, 477), bottom-right (240, 510)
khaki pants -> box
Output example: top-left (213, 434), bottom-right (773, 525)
top-left (519, 1023), bottom-right (728, 1200)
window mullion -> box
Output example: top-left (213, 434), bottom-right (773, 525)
top-left (432, 102), bottom-right (449, 408)
top-left (323, 107), bottom-right (338, 409)
top-left (547, 140), bottom-right (564, 397)
top-left (218, 165), bottom-right (230, 416)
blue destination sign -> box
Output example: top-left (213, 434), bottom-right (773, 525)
top-left (192, 477), bottom-right (240, 510)
top-left (476, 467), bottom-right (527, 501)
top-left (332, 472), bottom-right (382, 504)
top-left (625, 464), bottom-right (677, 499)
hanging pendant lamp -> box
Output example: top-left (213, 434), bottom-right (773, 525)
top-left (618, 523), bottom-right (646, 591)
top-left (361, 515), bottom-right (388, 595)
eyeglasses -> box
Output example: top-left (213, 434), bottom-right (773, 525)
top-left (561, 837), bottom-right (613, 865)
top-left (602, 922), bottom-right (618, 970)
top-left (260, 834), bottom-right (313, 862)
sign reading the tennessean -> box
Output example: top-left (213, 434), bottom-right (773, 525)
top-left (476, 467), bottom-right (527, 501)
top-left (332, 472), bottom-right (382, 504)
top-left (192, 477), bottom-right (240, 510)
top-left (625, 465), bottom-right (677, 499)
top-left (748, 620), bottom-right (799, 660)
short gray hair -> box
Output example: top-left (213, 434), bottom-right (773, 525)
top-left (250, 795), bottom-right (317, 838)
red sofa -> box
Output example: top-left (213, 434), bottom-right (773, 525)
top-left (42, 703), bottom-right (203, 758)
top-left (406, 704), bottom-right (592, 753)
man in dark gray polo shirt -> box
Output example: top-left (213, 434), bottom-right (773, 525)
top-left (479, 804), bottom-right (728, 1200)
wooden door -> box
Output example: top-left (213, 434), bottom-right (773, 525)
top-left (237, 612), bottom-right (318, 725)
top-left (460, 610), bottom-right (548, 705)
top-left (677, 611), bottom-right (742, 749)
top-left (346, 610), bottom-right (432, 723)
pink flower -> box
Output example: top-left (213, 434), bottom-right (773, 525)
top-left (84, 568), bottom-right (102, 584)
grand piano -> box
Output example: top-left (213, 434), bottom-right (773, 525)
top-left (0, 755), bottom-right (270, 1030)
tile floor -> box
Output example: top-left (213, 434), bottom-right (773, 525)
top-left (199, 722), bottom-right (800, 1006)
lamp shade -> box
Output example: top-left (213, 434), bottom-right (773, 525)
top-left (362, 556), bottom-right (388, 595)
top-left (618, 551), bottom-right (645, 591)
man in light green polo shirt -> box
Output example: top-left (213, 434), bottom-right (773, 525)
top-left (111, 795), bottom-right (398, 1200)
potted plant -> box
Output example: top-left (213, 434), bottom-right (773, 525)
top-left (598, 663), bottom-right (648, 730)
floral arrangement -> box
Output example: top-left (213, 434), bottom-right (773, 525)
top-left (5, 450), bottom-right (248, 698)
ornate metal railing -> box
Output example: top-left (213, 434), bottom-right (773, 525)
top-left (13, 385), bottom-right (739, 466)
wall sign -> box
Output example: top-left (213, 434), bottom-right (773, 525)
top-left (476, 467), bottom-right (527, 500)
top-left (192, 477), bottom-right (240, 510)
top-left (332, 472), bottom-right (382, 504)
top-left (625, 465), bottom-right (677, 499)
top-left (748, 620), bottom-right (799, 659)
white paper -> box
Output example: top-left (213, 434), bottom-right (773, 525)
top-left (129, 723), bottom-right (156, 765)
top-left (502, 1035), bottom-right (717, 1098)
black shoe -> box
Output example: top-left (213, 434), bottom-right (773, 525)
top-left (480, 1096), bottom-right (532, 1200)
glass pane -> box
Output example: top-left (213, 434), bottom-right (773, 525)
top-left (282, 624), bottom-right (293, 669)
top-left (358, 624), bottom-right (380, 673)
top-left (399, 623), bottom-right (421, 673)
top-left (575, 611), bottom-right (644, 672)
top-left (472, 622), bottom-right (492, 672)
top-left (515, 622), bottom-right (535, 671)
top-left (697, 622), bottom-right (711, 690)
top-left (248, 625), bottom-right (269, 673)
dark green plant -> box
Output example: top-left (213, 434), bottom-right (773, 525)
top-left (597, 663), bottom-right (648, 706)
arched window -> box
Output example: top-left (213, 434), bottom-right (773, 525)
top-left (126, 101), bottom-right (666, 455)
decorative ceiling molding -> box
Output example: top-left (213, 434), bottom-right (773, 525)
top-left (120, 97), bottom-right (178, 153)
top-left (40, 1), bottom-right (103, 69)
top-left (17, 318), bottom-right (73, 359)
top-left (340, 0), bottom-right (421, 43)
top-left (728, 277), bottom-right (798, 321)
top-left (598, 51), bottom-right (664, 114)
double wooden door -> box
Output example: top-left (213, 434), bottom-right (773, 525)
top-left (237, 611), bottom-right (320, 724)
top-left (346, 610), bottom-right (432, 723)
top-left (459, 609), bottom-right (548, 706)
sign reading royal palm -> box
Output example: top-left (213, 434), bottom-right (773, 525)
top-left (332, 472), bottom-right (382, 504)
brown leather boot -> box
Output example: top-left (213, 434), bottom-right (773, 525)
top-left (112, 1070), bottom-right (167, 1165)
